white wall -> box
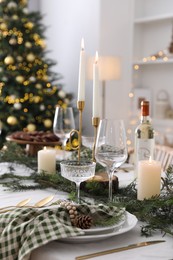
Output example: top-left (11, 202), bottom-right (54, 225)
top-left (38, 0), bottom-right (133, 135)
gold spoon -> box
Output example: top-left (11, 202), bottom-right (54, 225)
top-left (0, 198), bottom-right (31, 211)
top-left (32, 195), bottom-right (55, 208)
top-left (0, 195), bottom-right (55, 213)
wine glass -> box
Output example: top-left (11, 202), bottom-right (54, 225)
top-left (95, 119), bottom-right (128, 202)
top-left (60, 160), bottom-right (96, 203)
top-left (53, 107), bottom-right (75, 155)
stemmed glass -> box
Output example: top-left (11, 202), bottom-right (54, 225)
top-left (53, 107), bottom-right (75, 155)
top-left (60, 160), bottom-right (96, 203)
top-left (95, 119), bottom-right (128, 202)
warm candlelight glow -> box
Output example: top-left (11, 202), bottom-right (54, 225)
top-left (95, 51), bottom-right (98, 64)
top-left (81, 37), bottom-right (84, 50)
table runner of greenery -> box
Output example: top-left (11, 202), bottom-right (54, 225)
top-left (0, 142), bottom-right (173, 237)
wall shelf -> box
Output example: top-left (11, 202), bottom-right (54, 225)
top-left (133, 58), bottom-right (173, 65)
top-left (134, 13), bottom-right (173, 24)
top-left (130, 0), bottom-right (173, 147)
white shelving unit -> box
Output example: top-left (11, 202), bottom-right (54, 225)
top-left (129, 0), bottom-right (173, 147)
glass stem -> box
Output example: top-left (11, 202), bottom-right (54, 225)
top-left (76, 182), bottom-right (81, 204)
top-left (108, 167), bottom-right (114, 202)
top-left (62, 138), bottom-right (67, 159)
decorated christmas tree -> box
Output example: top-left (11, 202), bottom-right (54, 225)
top-left (0, 0), bottom-right (72, 144)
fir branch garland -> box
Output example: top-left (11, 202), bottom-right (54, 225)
top-left (0, 142), bottom-right (172, 237)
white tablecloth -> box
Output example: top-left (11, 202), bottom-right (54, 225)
top-left (0, 165), bottom-right (172, 260)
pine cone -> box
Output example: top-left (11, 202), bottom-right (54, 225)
top-left (73, 215), bottom-right (93, 229)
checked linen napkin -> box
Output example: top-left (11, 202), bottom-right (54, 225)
top-left (0, 204), bottom-right (125, 260)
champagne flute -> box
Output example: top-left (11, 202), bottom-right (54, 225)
top-left (53, 107), bottom-right (75, 156)
top-left (95, 119), bottom-right (128, 202)
top-left (60, 160), bottom-right (96, 203)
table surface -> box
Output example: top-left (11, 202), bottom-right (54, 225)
top-left (0, 164), bottom-right (172, 260)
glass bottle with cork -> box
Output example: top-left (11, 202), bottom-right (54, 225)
top-left (134, 100), bottom-right (155, 178)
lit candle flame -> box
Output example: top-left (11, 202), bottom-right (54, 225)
top-left (149, 156), bottom-right (152, 163)
top-left (95, 51), bottom-right (98, 64)
top-left (43, 146), bottom-right (47, 150)
top-left (81, 38), bottom-right (84, 51)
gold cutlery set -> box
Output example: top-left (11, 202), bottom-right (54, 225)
top-left (0, 195), bottom-right (54, 213)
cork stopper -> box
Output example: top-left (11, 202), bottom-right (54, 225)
top-left (141, 100), bottom-right (149, 116)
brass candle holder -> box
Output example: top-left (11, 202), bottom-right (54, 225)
top-left (92, 117), bottom-right (100, 162)
top-left (77, 101), bottom-right (85, 162)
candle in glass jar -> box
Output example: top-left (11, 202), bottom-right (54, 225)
top-left (137, 159), bottom-right (161, 200)
top-left (38, 147), bottom-right (56, 174)
top-left (77, 38), bottom-right (85, 101)
top-left (92, 51), bottom-right (100, 118)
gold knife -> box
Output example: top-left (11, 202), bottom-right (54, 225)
top-left (75, 240), bottom-right (165, 260)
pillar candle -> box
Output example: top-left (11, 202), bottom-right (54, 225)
top-left (38, 147), bottom-right (56, 174)
top-left (92, 51), bottom-right (100, 118)
top-left (137, 159), bottom-right (161, 200)
top-left (77, 38), bottom-right (85, 101)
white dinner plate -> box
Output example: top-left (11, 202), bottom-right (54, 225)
top-left (83, 214), bottom-right (126, 235)
top-left (59, 212), bottom-right (137, 243)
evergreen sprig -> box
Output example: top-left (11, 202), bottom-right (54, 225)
top-left (0, 143), bottom-right (172, 237)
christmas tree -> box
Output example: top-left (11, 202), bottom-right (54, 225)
top-left (0, 0), bottom-right (72, 144)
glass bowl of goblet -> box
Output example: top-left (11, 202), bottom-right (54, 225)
top-left (60, 160), bottom-right (96, 203)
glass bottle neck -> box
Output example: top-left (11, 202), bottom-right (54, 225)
top-left (141, 115), bottom-right (150, 123)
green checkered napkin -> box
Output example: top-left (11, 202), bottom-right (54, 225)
top-left (0, 204), bottom-right (125, 260)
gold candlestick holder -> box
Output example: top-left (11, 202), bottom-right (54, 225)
top-left (77, 101), bottom-right (85, 162)
top-left (92, 117), bottom-right (100, 162)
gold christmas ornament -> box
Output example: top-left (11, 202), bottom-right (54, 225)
top-left (4, 56), bottom-right (14, 65)
top-left (0, 22), bottom-right (7, 31)
top-left (27, 123), bottom-right (36, 132)
top-left (25, 41), bottom-right (32, 48)
top-left (14, 103), bottom-right (22, 110)
top-left (7, 1), bottom-right (17, 9)
top-left (17, 56), bottom-right (23, 62)
top-left (16, 75), bottom-right (25, 83)
top-left (20, 0), bottom-right (28, 6)
top-left (35, 83), bottom-right (42, 89)
top-left (12, 15), bottom-right (18, 20)
top-left (7, 116), bottom-right (18, 125)
top-left (43, 119), bottom-right (52, 128)
top-left (38, 39), bottom-right (46, 48)
top-left (26, 53), bottom-right (35, 62)
top-left (9, 38), bottom-right (17, 45)
top-left (24, 22), bottom-right (34, 30)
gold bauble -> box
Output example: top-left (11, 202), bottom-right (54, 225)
top-left (4, 56), bottom-right (14, 65)
top-left (20, 0), bottom-right (28, 5)
top-left (25, 41), bottom-right (32, 48)
top-left (16, 75), bottom-right (25, 83)
top-left (38, 39), bottom-right (46, 48)
top-left (43, 119), bottom-right (52, 128)
top-left (12, 15), bottom-right (18, 20)
top-left (35, 83), bottom-right (42, 89)
top-left (7, 116), bottom-right (18, 125)
top-left (0, 22), bottom-right (7, 30)
top-left (27, 123), bottom-right (36, 132)
top-left (25, 22), bottom-right (34, 30)
top-left (17, 56), bottom-right (23, 62)
top-left (26, 53), bottom-right (35, 62)
top-left (9, 38), bottom-right (17, 45)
